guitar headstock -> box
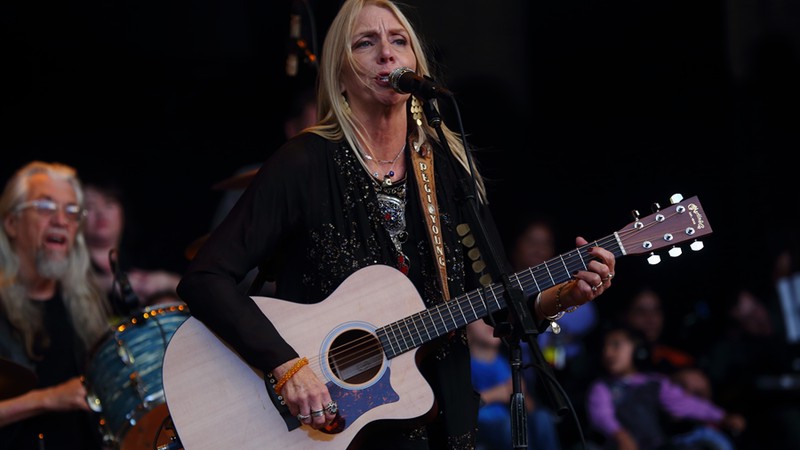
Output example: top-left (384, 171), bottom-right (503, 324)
top-left (616, 194), bottom-right (712, 261)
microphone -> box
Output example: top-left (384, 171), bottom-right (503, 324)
top-left (389, 67), bottom-right (453, 100)
top-left (108, 249), bottom-right (140, 314)
top-left (286, 1), bottom-right (302, 76)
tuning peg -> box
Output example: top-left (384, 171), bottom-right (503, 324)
top-left (631, 210), bottom-right (644, 229)
top-left (651, 202), bottom-right (661, 213)
top-left (456, 223), bottom-right (471, 237)
top-left (668, 246), bottom-right (683, 257)
top-left (647, 252), bottom-right (662, 265)
top-left (479, 274), bottom-right (493, 286)
top-left (669, 193), bottom-right (684, 204)
top-left (467, 248), bottom-right (481, 261)
top-left (690, 240), bottom-right (704, 251)
top-left (472, 260), bottom-right (487, 273)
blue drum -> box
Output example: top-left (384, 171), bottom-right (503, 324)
top-left (84, 302), bottom-right (189, 450)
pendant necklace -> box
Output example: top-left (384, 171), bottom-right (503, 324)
top-left (363, 144), bottom-right (405, 187)
top-left (375, 180), bottom-right (409, 274)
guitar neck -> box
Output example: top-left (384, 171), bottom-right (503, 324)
top-left (377, 233), bottom-right (624, 359)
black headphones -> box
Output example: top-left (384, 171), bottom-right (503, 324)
top-left (603, 322), bottom-right (653, 370)
top-left (628, 327), bottom-right (653, 370)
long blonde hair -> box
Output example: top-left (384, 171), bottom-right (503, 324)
top-left (0, 161), bottom-right (110, 360)
top-left (306, 0), bottom-right (487, 202)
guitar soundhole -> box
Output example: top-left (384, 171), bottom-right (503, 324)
top-left (328, 329), bottom-right (383, 384)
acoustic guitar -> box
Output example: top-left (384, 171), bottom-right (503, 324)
top-left (162, 194), bottom-right (712, 449)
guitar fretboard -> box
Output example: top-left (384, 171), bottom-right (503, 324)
top-left (377, 233), bottom-right (625, 359)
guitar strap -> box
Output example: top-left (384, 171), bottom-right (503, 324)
top-left (409, 136), bottom-right (450, 300)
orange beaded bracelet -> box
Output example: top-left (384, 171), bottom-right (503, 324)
top-left (274, 357), bottom-right (308, 395)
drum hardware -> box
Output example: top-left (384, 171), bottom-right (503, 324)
top-left (156, 437), bottom-right (183, 450)
top-left (115, 338), bottom-right (134, 365)
top-left (155, 415), bottom-right (183, 450)
top-left (109, 248), bottom-right (142, 316)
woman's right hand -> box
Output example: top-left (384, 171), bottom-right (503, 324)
top-left (273, 357), bottom-right (338, 430)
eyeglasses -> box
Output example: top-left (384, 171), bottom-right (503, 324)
top-left (14, 199), bottom-right (87, 223)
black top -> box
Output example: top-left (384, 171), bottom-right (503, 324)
top-left (0, 292), bottom-right (104, 450)
top-left (601, 377), bottom-right (666, 450)
top-left (178, 132), bottom-right (506, 448)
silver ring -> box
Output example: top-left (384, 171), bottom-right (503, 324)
top-left (311, 409), bottom-right (325, 417)
top-left (297, 413), bottom-right (311, 421)
top-left (325, 401), bottom-right (338, 415)
top-left (591, 285), bottom-right (598, 293)
top-left (608, 273), bottom-right (614, 280)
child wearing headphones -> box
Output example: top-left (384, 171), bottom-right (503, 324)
top-left (585, 324), bottom-right (745, 450)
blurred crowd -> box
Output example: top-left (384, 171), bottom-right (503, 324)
top-left (471, 213), bottom-right (800, 450)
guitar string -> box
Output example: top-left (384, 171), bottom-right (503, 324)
top-left (309, 210), bottom-right (687, 377)
top-left (310, 213), bottom-right (681, 376)
top-left (310, 217), bottom-right (668, 376)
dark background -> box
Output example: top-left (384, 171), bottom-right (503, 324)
top-left (3, 0), bottom-right (800, 324)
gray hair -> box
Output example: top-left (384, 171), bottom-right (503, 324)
top-left (0, 161), bottom-right (110, 360)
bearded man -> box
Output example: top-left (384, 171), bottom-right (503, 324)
top-left (0, 161), bottom-right (110, 450)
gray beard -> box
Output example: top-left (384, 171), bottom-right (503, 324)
top-left (36, 250), bottom-right (69, 279)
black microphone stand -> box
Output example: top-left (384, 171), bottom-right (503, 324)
top-left (109, 249), bottom-right (141, 316)
top-left (421, 95), bottom-right (569, 449)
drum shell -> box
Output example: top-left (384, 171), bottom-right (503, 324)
top-left (85, 303), bottom-right (189, 450)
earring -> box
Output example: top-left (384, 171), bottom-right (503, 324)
top-left (411, 97), bottom-right (423, 126)
top-left (341, 94), bottom-right (351, 114)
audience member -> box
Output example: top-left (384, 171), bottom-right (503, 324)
top-left (699, 287), bottom-right (800, 449)
top-left (771, 245), bottom-right (800, 347)
top-left (0, 161), bottom-right (110, 449)
top-left (622, 286), bottom-right (695, 375)
top-left (612, 284), bottom-right (745, 450)
top-left (83, 180), bottom-right (182, 315)
top-left (468, 319), bottom-right (561, 450)
top-left (586, 323), bottom-right (745, 450)
top-left (669, 366), bottom-right (742, 450)
top-left (670, 367), bottom-right (712, 401)
top-left (766, 225), bottom-right (800, 344)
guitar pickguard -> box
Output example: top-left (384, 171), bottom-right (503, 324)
top-left (326, 367), bottom-right (399, 432)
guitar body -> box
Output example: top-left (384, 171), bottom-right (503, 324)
top-left (162, 265), bottom-right (435, 449)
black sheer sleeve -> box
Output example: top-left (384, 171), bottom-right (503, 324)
top-left (176, 133), bottom-right (327, 372)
